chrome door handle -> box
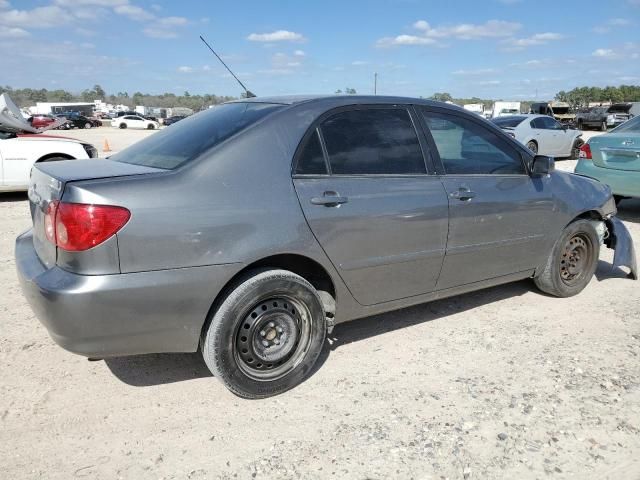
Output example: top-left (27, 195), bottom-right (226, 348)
top-left (311, 192), bottom-right (348, 207)
top-left (449, 188), bottom-right (476, 201)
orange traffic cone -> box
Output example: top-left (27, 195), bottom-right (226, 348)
top-left (103, 138), bottom-right (111, 153)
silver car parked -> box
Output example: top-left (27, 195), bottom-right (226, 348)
top-left (16, 96), bottom-right (637, 398)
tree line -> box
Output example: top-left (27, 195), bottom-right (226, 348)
top-left (429, 85), bottom-right (640, 110)
top-left (0, 84), bottom-right (236, 111)
top-left (554, 85), bottom-right (640, 108)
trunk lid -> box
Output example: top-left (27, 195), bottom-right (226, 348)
top-left (590, 132), bottom-right (640, 172)
top-left (28, 159), bottom-right (165, 267)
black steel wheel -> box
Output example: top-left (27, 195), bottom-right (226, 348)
top-left (234, 296), bottom-right (311, 380)
top-left (558, 233), bottom-right (594, 287)
top-left (534, 219), bottom-right (600, 297)
top-left (201, 269), bottom-right (327, 398)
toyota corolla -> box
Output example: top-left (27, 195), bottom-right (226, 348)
top-left (16, 96), bottom-right (637, 398)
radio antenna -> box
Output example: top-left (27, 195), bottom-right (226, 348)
top-left (199, 35), bottom-right (256, 98)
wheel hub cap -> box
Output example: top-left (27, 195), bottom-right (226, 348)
top-left (236, 298), bottom-right (302, 372)
top-left (560, 235), bottom-right (589, 283)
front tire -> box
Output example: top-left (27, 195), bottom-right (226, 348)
top-left (534, 219), bottom-right (600, 297)
top-left (600, 121), bottom-right (607, 132)
top-left (201, 269), bottom-right (327, 399)
top-left (84, 122), bottom-right (92, 129)
top-left (526, 140), bottom-right (538, 154)
top-left (570, 138), bottom-right (584, 159)
top-left (147, 124), bottom-right (155, 130)
top-left (119, 123), bottom-right (127, 129)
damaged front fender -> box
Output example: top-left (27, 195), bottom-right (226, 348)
top-left (605, 216), bottom-right (638, 280)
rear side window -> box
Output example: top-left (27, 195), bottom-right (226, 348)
top-left (295, 129), bottom-right (327, 175)
top-left (111, 102), bottom-right (284, 169)
top-left (320, 108), bottom-right (426, 175)
top-left (421, 109), bottom-right (525, 175)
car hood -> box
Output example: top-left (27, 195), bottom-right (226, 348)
top-left (0, 93), bottom-right (67, 134)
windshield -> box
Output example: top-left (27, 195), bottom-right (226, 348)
top-left (611, 116), bottom-right (640, 133)
top-left (110, 102), bottom-right (284, 169)
top-left (492, 116), bottom-right (526, 128)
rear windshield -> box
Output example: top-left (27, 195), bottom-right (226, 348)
top-left (491, 116), bottom-right (526, 128)
top-left (110, 102), bottom-right (284, 169)
top-left (612, 116), bottom-right (640, 133)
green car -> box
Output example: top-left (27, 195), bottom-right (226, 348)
top-left (575, 116), bottom-right (640, 203)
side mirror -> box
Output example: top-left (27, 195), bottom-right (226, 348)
top-left (531, 155), bottom-right (555, 176)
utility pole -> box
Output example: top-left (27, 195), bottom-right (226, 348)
top-left (374, 72), bottom-right (378, 95)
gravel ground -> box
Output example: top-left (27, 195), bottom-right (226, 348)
top-left (1, 128), bottom-right (639, 479)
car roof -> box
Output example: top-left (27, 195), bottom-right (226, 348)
top-left (231, 94), bottom-right (467, 111)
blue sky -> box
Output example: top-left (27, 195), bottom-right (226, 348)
top-left (1, 0), bottom-right (639, 99)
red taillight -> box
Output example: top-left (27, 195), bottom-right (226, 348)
top-left (45, 202), bottom-right (130, 251)
top-left (579, 143), bottom-right (592, 160)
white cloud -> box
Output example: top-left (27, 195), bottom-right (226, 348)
top-left (247, 30), bottom-right (305, 42)
top-left (376, 35), bottom-right (437, 47)
top-left (478, 80), bottom-right (501, 86)
top-left (114, 4), bottom-right (155, 21)
top-left (177, 66), bottom-right (193, 73)
top-left (592, 48), bottom-right (615, 57)
top-left (0, 25), bottom-right (29, 38)
top-left (293, 49), bottom-right (305, 57)
top-left (379, 19), bottom-right (521, 47)
top-left (452, 68), bottom-right (497, 75)
top-left (506, 32), bottom-right (564, 48)
top-left (609, 18), bottom-right (631, 26)
top-left (158, 16), bottom-right (188, 26)
top-left (0, 5), bottom-right (69, 28)
top-left (0, 0), bottom-right (9, 8)
top-left (54, 0), bottom-right (128, 5)
top-left (418, 19), bottom-right (521, 39)
top-left (352, 60), bottom-right (369, 66)
top-left (144, 27), bottom-right (178, 39)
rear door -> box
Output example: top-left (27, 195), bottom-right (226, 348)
top-left (418, 107), bottom-right (555, 290)
top-left (532, 117), bottom-right (563, 155)
top-left (293, 105), bottom-right (449, 306)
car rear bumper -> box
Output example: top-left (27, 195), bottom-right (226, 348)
top-left (15, 229), bottom-right (242, 357)
top-left (574, 160), bottom-right (640, 198)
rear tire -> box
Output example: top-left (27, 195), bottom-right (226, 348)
top-left (534, 219), bottom-right (600, 297)
top-left (526, 140), bottom-right (538, 154)
top-left (600, 121), bottom-right (607, 132)
top-left (201, 269), bottom-right (327, 399)
top-left (119, 123), bottom-right (127, 129)
top-left (147, 124), bottom-right (155, 130)
top-left (577, 120), bottom-right (584, 130)
top-left (84, 122), bottom-right (92, 129)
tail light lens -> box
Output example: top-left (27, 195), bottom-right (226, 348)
top-left (579, 143), bottom-right (592, 160)
top-left (45, 201), bottom-right (130, 251)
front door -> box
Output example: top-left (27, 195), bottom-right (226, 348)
top-left (293, 106), bottom-right (449, 306)
top-left (417, 107), bottom-right (555, 290)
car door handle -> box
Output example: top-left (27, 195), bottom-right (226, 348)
top-left (449, 188), bottom-right (476, 201)
top-left (311, 192), bottom-right (348, 207)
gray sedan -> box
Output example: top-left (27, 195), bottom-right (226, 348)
top-left (16, 96), bottom-right (637, 398)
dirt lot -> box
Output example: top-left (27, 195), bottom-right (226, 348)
top-left (1, 128), bottom-right (639, 479)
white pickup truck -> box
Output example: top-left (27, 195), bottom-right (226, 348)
top-left (1, 94), bottom-right (98, 192)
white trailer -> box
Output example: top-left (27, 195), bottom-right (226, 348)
top-left (491, 101), bottom-right (521, 118)
top-left (463, 103), bottom-right (485, 116)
